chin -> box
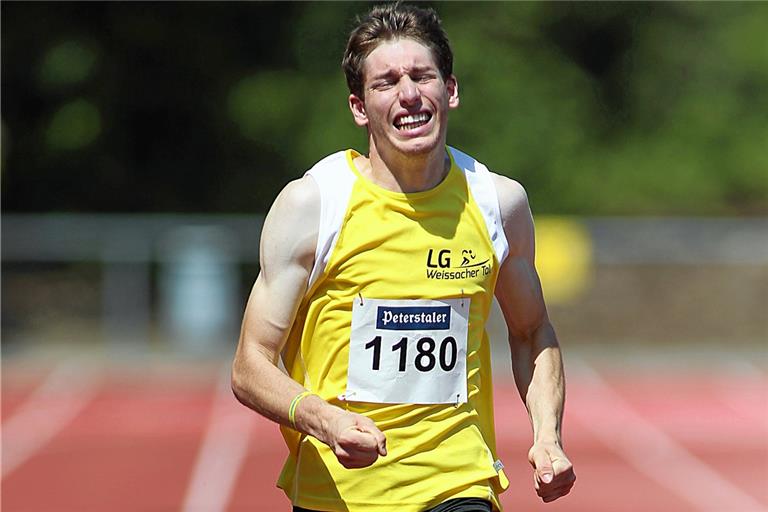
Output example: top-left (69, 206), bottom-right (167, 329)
top-left (393, 136), bottom-right (441, 157)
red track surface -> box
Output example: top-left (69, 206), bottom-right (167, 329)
top-left (2, 359), bottom-right (767, 512)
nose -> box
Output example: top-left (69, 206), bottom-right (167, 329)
top-left (398, 76), bottom-right (420, 106)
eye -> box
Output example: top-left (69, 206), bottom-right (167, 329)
top-left (371, 80), bottom-right (395, 91)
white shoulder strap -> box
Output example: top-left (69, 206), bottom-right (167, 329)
top-left (448, 146), bottom-right (509, 265)
top-left (304, 151), bottom-right (357, 289)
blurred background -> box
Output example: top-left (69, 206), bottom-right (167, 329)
top-left (2, 2), bottom-right (766, 511)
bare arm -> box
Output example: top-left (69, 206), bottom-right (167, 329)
top-left (492, 174), bottom-right (575, 502)
top-left (231, 176), bottom-right (386, 468)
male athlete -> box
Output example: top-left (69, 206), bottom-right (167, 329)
top-left (232, 4), bottom-right (575, 511)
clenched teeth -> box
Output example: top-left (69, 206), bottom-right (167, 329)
top-left (394, 112), bottom-right (431, 130)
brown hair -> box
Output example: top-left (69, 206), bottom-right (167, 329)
top-left (342, 3), bottom-right (453, 98)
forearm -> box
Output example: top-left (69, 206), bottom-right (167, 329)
top-left (510, 320), bottom-right (565, 444)
top-left (493, 179), bottom-right (576, 499)
top-left (231, 344), bottom-right (344, 444)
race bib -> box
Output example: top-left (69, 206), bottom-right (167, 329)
top-left (344, 298), bottom-right (469, 404)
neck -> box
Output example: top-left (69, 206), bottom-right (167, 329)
top-left (357, 143), bottom-right (449, 193)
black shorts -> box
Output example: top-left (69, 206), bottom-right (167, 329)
top-left (294, 497), bottom-right (492, 512)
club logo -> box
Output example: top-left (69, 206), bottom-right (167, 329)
top-left (460, 249), bottom-right (476, 267)
top-left (425, 248), bottom-right (491, 280)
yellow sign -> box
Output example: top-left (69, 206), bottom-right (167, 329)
top-left (534, 216), bottom-right (593, 304)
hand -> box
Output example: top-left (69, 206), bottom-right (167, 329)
top-left (528, 441), bottom-right (575, 503)
top-left (326, 411), bottom-right (387, 469)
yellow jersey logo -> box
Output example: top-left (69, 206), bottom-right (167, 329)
top-left (425, 248), bottom-right (491, 280)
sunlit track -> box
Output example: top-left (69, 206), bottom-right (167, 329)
top-left (567, 360), bottom-right (767, 512)
top-left (182, 367), bottom-right (255, 512)
top-left (2, 360), bottom-right (767, 511)
top-left (715, 361), bottom-right (768, 422)
top-left (1, 362), bottom-right (100, 478)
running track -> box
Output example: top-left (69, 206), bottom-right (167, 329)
top-left (2, 356), bottom-right (767, 512)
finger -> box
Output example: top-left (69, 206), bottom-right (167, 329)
top-left (546, 481), bottom-right (574, 495)
top-left (530, 449), bottom-right (554, 484)
top-left (354, 417), bottom-right (387, 456)
top-left (371, 430), bottom-right (387, 456)
top-left (338, 455), bottom-right (375, 469)
top-left (552, 460), bottom-right (575, 481)
top-left (541, 471), bottom-right (574, 488)
top-left (558, 468), bottom-right (576, 486)
top-left (334, 442), bottom-right (379, 469)
top-left (541, 486), bottom-right (573, 503)
top-left (341, 452), bottom-right (377, 468)
top-left (539, 482), bottom-right (574, 501)
top-left (356, 426), bottom-right (387, 456)
top-left (535, 470), bottom-right (571, 495)
top-left (343, 428), bottom-right (380, 451)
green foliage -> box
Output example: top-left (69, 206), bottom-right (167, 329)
top-left (45, 99), bottom-right (101, 151)
top-left (2, 2), bottom-right (765, 214)
top-left (442, 2), bottom-right (768, 214)
top-left (227, 72), bottom-right (307, 141)
top-left (37, 40), bottom-right (98, 89)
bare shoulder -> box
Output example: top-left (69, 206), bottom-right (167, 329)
top-left (260, 175), bottom-right (320, 274)
top-left (490, 172), bottom-right (532, 225)
top-left (270, 174), bottom-right (320, 217)
top-left (490, 172), bottom-right (534, 260)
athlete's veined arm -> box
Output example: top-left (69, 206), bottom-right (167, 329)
top-left (492, 174), bottom-right (576, 503)
top-left (231, 176), bottom-right (387, 469)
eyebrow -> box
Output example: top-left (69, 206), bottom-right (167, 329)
top-left (369, 65), bottom-right (437, 81)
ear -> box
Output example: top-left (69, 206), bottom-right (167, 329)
top-left (348, 93), bottom-right (368, 127)
top-left (446, 75), bottom-right (460, 109)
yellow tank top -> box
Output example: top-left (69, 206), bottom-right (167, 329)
top-left (277, 147), bottom-right (510, 511)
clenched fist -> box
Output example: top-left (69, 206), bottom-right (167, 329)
top-left (325, 410), bottom-right (387, 469)
top-left (528, 441), bottom-right (576, 502)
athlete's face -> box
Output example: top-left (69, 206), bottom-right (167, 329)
top-left (349, 38), bottom-right (459, 158)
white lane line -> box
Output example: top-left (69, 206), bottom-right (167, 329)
top-left (2, 362), bottom-right (99, 478)
top-left (181, 368), bottom-right (255, 512)
top-left (716, 360), bottom-right (768, 422)
top-left (568, 360), bottom-right (767, 512)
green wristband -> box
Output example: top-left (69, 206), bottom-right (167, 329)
top-left (288, 391), bottom-right (312, 429)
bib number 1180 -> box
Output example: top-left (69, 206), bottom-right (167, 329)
top-left (364, 336), bottom-right (458, 372)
